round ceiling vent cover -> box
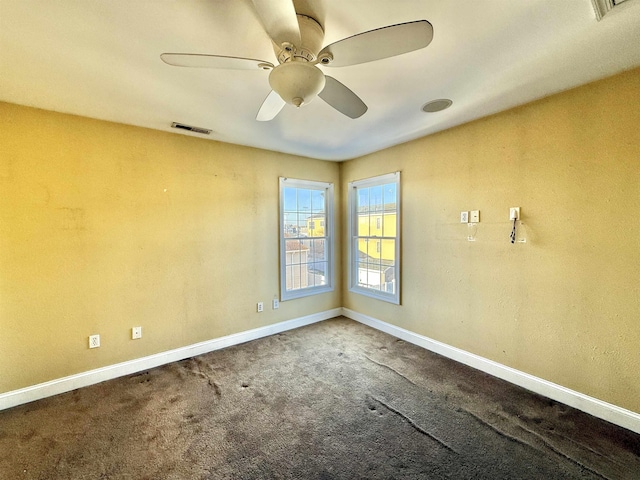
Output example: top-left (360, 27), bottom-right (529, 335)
top-left (422, 99), bottom-right (453, 113)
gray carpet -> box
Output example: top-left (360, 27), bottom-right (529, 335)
top-left (1, 317), bottom-right (638, 479)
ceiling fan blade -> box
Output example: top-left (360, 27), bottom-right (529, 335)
top-left (161, 53), bottom-right (273, 70)
top-left (319, 20), bottom-right (433, 68)
top-left (251, 0), bottom-right (301, 47)
top-left (318, 76), bottom-right (367, 119)
top-left (256, 90), bottom-right (286, 121)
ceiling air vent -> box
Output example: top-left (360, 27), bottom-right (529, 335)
top-left (171, 122), bottom-right (212, 135)
top-left (592, 0), bottom-right (631, 20)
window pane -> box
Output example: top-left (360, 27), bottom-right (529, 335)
top-left (384, 183), bottom-right (396, 209)
top-left (311, 189), bottom-right (325, 213)
top-left (283, 212), bottom-right (297, 236)
top-left (312, 239), bottom-right (325, 260)
top-left (357, 188), bottom-right (369, 236)
top-left (383, 264), bottom-right (396, 294)
top-left (293, 263), bottom-right (302, 290)
top-left (357, 262), bottom-right (369, 288)
top-left (314, 264), bottom-right (327, 287)
top-left (372, 239), bottom-right (382, 262)
top-left (381, 239), bottom-right (395, 267)
top-left (358, 188), bottom-right (369, 212)
top-left (371, 215), bottom-right (382, 236)
top-left (298, 212), bottom-right (309, 236)
top-left (371, 263), bottom-right (383, 291)
top-left (285, 266), bottom-right (293, 290)
top-left (307, 264), bottom-right (315, 288)
top-left (382, 212), bottom-right (395, 237)
top-left (356, 238), bottom-right (369, 259)
top-left (382, 183), bottom-right (397, 237)
top-left (298, 189), bottom-right (311, 213)
top-left (357, 211), bottom-right (369, 236)
top-left (283, 187), bottom-right (297, 212)
top-left (310, 240), bottom-right (326, 283)
top-left (285, 240), bottom-right (296, 266)
top-left (300, 239), bottom-right (311, 260)
top-left (308, 214), bottom-right (326, 237)
top-left (359, 262), bottom-right (382, 291)
top-left (370, 185), bottom-right (383, 212)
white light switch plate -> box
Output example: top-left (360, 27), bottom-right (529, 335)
top-left (470, 210), bottom-right (480, 223)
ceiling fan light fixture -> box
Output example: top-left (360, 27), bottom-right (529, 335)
top-left (163, 8), bottom-right (434, 121)
top-left (269, 62), bottom-right (326, 107)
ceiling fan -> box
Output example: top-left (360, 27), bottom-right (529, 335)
top-left (161, 0), bottom-right (433, 121)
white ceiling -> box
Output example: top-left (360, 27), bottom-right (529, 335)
top-left (1, 0), bottom-right (640, 161)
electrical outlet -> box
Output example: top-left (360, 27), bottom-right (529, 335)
top-left (460, 211), bottom-right (469, 223)
top-left (510, 207), bottom-right (520, 220)
top-left (272, 298), bottom-right (279, 310)
top-left (89, 334), bottom-right (100, 349)
top-left (257, 302), bottom-right (264, 313)
top-left (132, 326), bottom-right (142, 340)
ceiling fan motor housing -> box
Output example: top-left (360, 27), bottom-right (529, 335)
top-left (269, 62), bottom-right (326, 107)
top-left (274, 15), bottom-right (325, 64)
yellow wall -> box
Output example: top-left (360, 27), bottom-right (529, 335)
top-left (341, 67), bottom-right (640, 413)
top-left (0, 102), bottom-right (341, 393)
top-left (2, 67), bottom-right (639, 415)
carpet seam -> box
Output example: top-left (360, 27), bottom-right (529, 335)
top-left (372, 396), bottom-right (459, 455)
top-left (363, 354), bottom-right (416, 386)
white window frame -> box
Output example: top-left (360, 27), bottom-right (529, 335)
top-left (279, 177), bottom-right (334, 301)
top-left (348, 172), bottom-right (401, 304)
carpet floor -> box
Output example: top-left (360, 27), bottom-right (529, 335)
top-left (1, 317), bottom-right (638, 479)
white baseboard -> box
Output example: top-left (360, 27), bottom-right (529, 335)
top-left (4, 306), bottom-right (639, 435)
top-left (342, 307), bottom-right (640, 435)
top-left (0, 308), bottom-right (341, 412)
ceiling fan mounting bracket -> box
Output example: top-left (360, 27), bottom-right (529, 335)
top-left (274, 14), bottom-right (324, 64)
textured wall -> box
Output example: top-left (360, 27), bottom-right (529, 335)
top-left (0, 104), bottom-right (341, 393)
top-left (341, 67), bottom-right (640, 413)
top-left (2, 68), bottom-right (639, 415)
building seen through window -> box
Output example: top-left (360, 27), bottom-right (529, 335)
top-left (280, 178), bottom-right (333, 300)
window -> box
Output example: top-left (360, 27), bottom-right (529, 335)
top-left (280, 178), bottom-right (334, 300)
top-left (348, 172), bottom-right (400, 304)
